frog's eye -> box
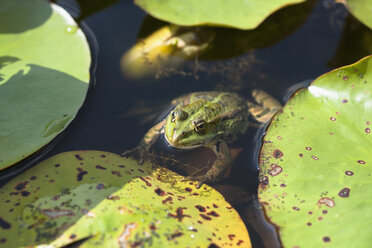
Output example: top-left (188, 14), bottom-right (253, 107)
top-left (171, 111), bottom-right (176, 122)
top-left (193, 120), bottom-right (205, 134)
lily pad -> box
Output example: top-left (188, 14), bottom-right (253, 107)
top-left (135, 0), bottom-right (306, 30)
top-left (337, 0), bottom-right (372, 29)
top-left (0, 151), bottom-right (251, 247)
top-left (0, 0), bottom-right (91, 170)
top-left (258, 55), bottom-right (372, 247)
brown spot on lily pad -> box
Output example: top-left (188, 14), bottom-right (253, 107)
top-left (228, 234), bottom-right (235, 241)
top-left (357, 160), bottom-right (366, 164)
top-left (342, 99), bottom-right (348, 103)
top-left (261, 176), bottom-right (269, 185)
top-left (200, 214), bottom-right (212, 221)
top-left (0, 218), bottom-right (11, 230)
top-left (323, 236), bottom-right (331, 242)
top-left (268, 164), bottom-right (283, 177)
top-left (76, 168), bottom-right (88, 181)
top-left (311, 155), bottom-right (319, 160)
top-left (139, 177), bottom-right (151, 187)
top-left (292, 206), bottom-right (300, 211)
top-left (96, 183), bottom-right (105, 190)
top-left (154, 188), bottom-right (165, 196)
top-left (168, 207), bottom-right (190, 222)
top-left (14, 182), bottom-right (28, 191)
top-left (305, 147), bottom-right (312, 150)
top-left (330, 117), bottom-right (336, 121)
top-left (338, 187), bottom-right (350, 198)
top-left (21, 191), bottom-right (30, 197)
top-left (75, 154), bottom-right (83, 160)
top-left (343, 76), bottom-right (348, 80)
top-left (365, 128), bottom-right (370, 134)
top-left (95, 165), bottom-right (106, 170)
top-left (195, 205), bottom-right (206, 212)
top-left (162, 197), bottom-right (172, 204)
top-left (273, 149), bottom-right (283, 159)
top-left (207, 211), bottom-right (220, 217)
top-left (345, 171), bottom-right (354, 176)
top-left (318, 197), bottom-right (335, 208)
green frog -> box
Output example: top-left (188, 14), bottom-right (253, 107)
top-left (122, 90), bottom-right (281, 187)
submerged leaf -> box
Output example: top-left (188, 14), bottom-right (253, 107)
top-left (0, 151), bottom-right (251, 247)
top-left (0, 0), bottom-right (91, 170)
top-left (258, 56), bottom-right (372, 247)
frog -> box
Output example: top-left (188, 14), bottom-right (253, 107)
top-left (122, 90), bottom-right (281, 188)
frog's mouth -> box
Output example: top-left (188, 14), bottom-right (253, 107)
top-left (163, 132), bottom-right (203, 150)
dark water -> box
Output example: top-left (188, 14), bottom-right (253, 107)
top-left (2, 0), bottom-right (371, 247)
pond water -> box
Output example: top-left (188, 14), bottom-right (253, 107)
top-left (1, 0), bottom-right (370, 247)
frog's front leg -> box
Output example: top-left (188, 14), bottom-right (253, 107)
top-left (197, 141), bottom-right (232, 188)
top-left (121, 120), bottom-right (165, 164)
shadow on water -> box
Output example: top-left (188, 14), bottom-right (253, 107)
top-left (0, 0), bottom-right (52, 33)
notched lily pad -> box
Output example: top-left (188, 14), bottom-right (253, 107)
top-left (0, 0), bottom-right (91, 170)
top-left (0, 151), bottom-right (251, 247)
top-left (258, 56), bottom-right (372, 247)
top-left (135, 0), bottom-right (306, 30)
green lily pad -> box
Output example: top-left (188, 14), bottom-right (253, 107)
top-left (258, 55), bottom-right (372, 247)
top-left (337, 0), bottom-right (372, 29)
top-left (0, 151), bottom-right (251, 247)
top-left (135, 0), bottom-right (306, 30)
top-left (0, 0), bottom-right (91, 170)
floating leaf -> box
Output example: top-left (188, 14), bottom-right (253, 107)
top-left (0, 151), bottom-right (251, 247)
top-left (258, 56), bottom-right (372, 247)
top-left (336, 0), bottom-right (372, 29)
top-left (135, 0), bottom-right (306, 30)
top-left (136, 0), bottom-right (316, 62)
top-left (0, 0), bottom-right (91, 170)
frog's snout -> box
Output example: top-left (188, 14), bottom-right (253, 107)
top-left (170, 129), bottom-right (182, 145)
top-left (165, 127), bottom-right (184, 147)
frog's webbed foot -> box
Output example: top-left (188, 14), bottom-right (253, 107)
top-left (248, 89), bottom-right (282, 123)
top-left (121, 145), bottom-right (149, 164)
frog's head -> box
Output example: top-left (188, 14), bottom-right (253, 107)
top-left (164, 102), bottom-right (219, 149)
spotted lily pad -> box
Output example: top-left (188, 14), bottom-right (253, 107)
top-left (135, 0), bottom-right (306, 30)
top-left (0, 0), bottom-right (91, 170)
top-left (0, 151), bottom-right (251, 247)
top-left (337, 0), bottom-right (372, 29)
top-left (258, 55), bottom-right (372, 247)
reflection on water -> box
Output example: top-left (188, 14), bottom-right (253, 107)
top-left (3, 0), bottom-right (372, 247)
